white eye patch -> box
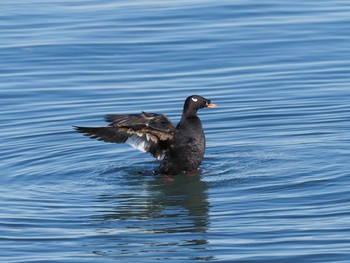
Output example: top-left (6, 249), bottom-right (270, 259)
top-left (191, 97), bottom-right (198, 102)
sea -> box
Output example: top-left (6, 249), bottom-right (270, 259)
top-left (1, 0), bottom-right (350, 262)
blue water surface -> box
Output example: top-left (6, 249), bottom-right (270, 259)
top-left (1, 0), bottom-right (350, 262)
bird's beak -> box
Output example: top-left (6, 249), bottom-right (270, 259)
top-left (207, 103), bottom-right (217, 108)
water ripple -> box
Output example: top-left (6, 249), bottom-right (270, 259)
top-left (1, 0), bottom-right (350, 262)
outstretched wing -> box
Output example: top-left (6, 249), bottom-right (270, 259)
top-left (74, 112), bottom-right (175, 160)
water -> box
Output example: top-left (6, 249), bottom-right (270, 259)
top-left (1, 0), bottom-right (350, 262)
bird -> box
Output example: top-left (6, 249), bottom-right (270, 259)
top-left (74, 95), bottom-right (216, 175)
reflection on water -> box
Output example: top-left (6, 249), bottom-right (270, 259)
top-left (93, 174), bottom-right (212, 259)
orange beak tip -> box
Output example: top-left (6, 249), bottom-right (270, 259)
top-left (207, 103), bottom-right (217, 108)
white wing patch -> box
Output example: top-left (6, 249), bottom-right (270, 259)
top-left (125, 133), bottom-right (163, 160)
top-left (126, 135), bottom-right (151, 152)
top-left (191, 97), bottom-right (198, 102)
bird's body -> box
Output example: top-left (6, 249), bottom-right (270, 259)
top-left (74, 95), bottom-right (216, 175)
top-left (159, 114), bottom-right (205, 174)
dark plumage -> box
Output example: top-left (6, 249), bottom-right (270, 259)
top-left (74, 95), bottom-right (216, 175)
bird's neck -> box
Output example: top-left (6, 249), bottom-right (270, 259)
top-left (179, 111), bottom-right (201, 130)
top-left (182, 107), bottom-right (198, 119)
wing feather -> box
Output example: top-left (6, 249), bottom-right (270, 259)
top-left (74, 112), bottom-right (175, 160)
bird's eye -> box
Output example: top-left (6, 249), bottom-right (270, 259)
top-left (191, 97), bottom-right (198, 102)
